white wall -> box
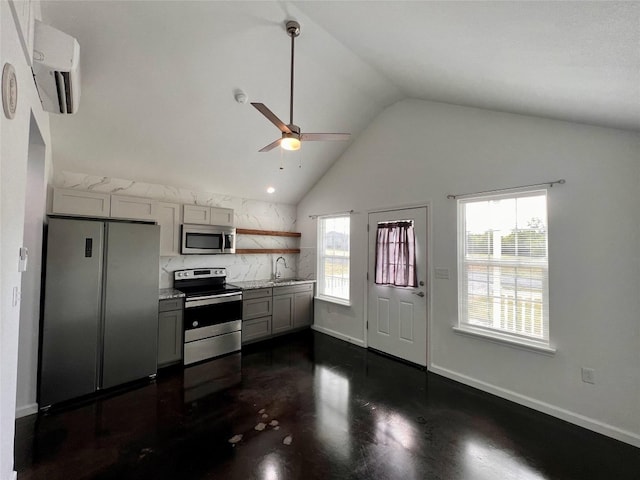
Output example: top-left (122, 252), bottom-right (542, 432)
top-left (297, 99), bottom-right (640, 446)
top-left (16, 118), bottom-right (46, 418)
top-left (1, 1), bottom-right (52, 479)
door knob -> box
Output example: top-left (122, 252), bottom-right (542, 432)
top-left (412, 291), bottom-right (425, 297)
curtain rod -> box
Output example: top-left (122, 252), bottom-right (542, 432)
top-left (308, 209), bottom-right (355, 219)
top-left (447, 179), bottom-right (566, 200)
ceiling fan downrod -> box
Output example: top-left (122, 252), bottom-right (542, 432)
top-left (286, 20), bottom-right (300, 127)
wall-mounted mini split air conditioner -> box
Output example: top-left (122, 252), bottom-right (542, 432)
top-left (32, 20), bottom-right (81, 114)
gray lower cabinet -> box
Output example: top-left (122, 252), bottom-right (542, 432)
top-left (158, 298), bottom-right (184, 367)
top-left (272, 294), bottom-right (294, 334)
top-left (293, 289), bottom-right (313, 328)
top-left (243, 316), bottom-right (272, 343)
top-left (242, 283), bottom-right (314, 344)
top-left (273, 283), bottom-right (314, 335)
top-left (242, 288), bottom-right (273, 344)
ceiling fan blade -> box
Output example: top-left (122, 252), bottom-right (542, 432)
top-left (300, 133), bottom-right (351, 142)
top-left (251, 103), bottom-right (291, 134)
top-left (258, 138), bottom-right (282, 152)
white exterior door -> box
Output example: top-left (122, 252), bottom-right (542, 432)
top-left (367, 207), bottom-right (428, 366)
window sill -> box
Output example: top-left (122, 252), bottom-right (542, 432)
top-left (315, 295), bottom-right (351, 307)
top-left (452, 326), bottom-right (556, 356)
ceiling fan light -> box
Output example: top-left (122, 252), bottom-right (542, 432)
top-left (281, 137), bottom-right (301, 151)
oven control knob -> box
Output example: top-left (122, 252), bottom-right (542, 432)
top-left (177, 272), bottom-right (183, 277)
top-left (192, 321), bottom-right (199, 327)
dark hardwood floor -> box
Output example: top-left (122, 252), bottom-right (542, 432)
top-left (15, 330), bottom-right (640, 479)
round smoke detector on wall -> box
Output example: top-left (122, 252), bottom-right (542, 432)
top-left (2, 63), bottom-right (18, 119)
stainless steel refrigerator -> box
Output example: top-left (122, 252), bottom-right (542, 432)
top-left (40, 217), bottom-right (160, 407)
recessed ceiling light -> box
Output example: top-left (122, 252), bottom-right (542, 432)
top-left (267, 186), bottom-right (276, 194)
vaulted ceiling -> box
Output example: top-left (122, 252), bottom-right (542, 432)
top-left (41, 1), bottom-right (639, 204)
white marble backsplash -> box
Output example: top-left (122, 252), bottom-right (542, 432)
top-left (54, 171), bottom-right (300, 287)
top-left (297, 247), bottom-right (317, 281)
top-left (160, 253), bottom-right (298, 287)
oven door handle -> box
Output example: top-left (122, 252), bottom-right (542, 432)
top-left (185, 292), bottom-right (242, 308)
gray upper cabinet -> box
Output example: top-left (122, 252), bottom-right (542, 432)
top-left (183, 204), bottom-right (210, 224)
top-left (210, 207), bottom-right (234, 226)
top-left (158, 202), bottom-right (182, 256)
top-left (110, 194), bottom-right (158, 221)
top-left (183, 204), bottom-right (234, 226)
top-left (51, 188), bottom-right (111, 217)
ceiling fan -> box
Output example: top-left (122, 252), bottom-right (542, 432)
top-left (251, 20), bottom-right (350, 153)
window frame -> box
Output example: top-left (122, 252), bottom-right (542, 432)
top-left (316, 214), bottom-right (351, 306)
top-left (455, 188), bottom-right (554, 352)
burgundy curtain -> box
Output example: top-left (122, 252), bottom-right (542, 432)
top-left (375, 221), bottom-right (417, 287)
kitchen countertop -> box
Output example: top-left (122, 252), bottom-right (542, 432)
top-left (159, 288), bottom-right (185, 300)
top-left (229, 279), bottom-right (316, 290)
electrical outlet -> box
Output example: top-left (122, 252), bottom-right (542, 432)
top-left (581, 367), bottom-right (595, 384)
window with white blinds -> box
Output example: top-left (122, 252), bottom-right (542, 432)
top-left (317, 215), bottom-right (350, 304)
top-left (457, 190), bottom-right (550, 346)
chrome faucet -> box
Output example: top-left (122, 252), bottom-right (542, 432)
top-left (274, 256), bottom-right (288, 279)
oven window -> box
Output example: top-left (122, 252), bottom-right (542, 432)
top-left (186, 232), bottom-right (222, 250)
top-left (184, 300), bottom-right (242, 330)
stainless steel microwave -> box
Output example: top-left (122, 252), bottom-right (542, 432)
top-left (181, 224), bottom-right (236, 254)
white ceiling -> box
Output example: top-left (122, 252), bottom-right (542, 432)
top-left (41, 1), bottom-right (639, 205)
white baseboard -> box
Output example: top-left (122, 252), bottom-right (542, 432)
top-left (311, 324), bottom-right (366, 348)
top-left (15, 402), bottom-right (38, 418)
top-left (430, 363), bottom-right (640, 449)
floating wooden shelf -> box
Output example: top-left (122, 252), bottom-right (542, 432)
top-left (236, 228), bottom-right (301, 238)
top-left (235, 248), bottom-right (301, 254)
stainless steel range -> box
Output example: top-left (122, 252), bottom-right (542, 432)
top-left (174, 268), bottom-right (242, 365)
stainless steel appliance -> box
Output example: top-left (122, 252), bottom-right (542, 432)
top-left (40, 217), bottom-right (160, 408)
top-left (181, 224), bottom-right (236, 254)
top-left (174, 268), bottom-right (242, 365)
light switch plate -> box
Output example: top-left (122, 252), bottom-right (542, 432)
top-left (434, 268), bottom-right (450, 280)
top-left (18, 246), bottom-right (28, 272)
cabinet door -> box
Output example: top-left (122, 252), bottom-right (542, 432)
top-left (51, 188), bottom-right (110, 217)
top-left (158, 202), bottom-right (182, 256)
top-left (211, 207), bottom-right (234, 226)
top-left (183, 204), bottom-right (210, 224)
top-left (158, 309), bottom-right (183, 367)
top-left (272, 294), bottom-right (294, 334)
top-left (242, 316), bottom-right (272, 344)
top-left (243, 297), bottom-right (272, 320)
top-left (110, 194), bottom-right (158, 221)
top-left (293, 290), bottom-right (314, 328)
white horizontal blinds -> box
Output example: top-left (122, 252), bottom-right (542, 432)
top-left (318, 215), bottom-right (350, 301)
top-left (460, 190), bottom-right (549, 342)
